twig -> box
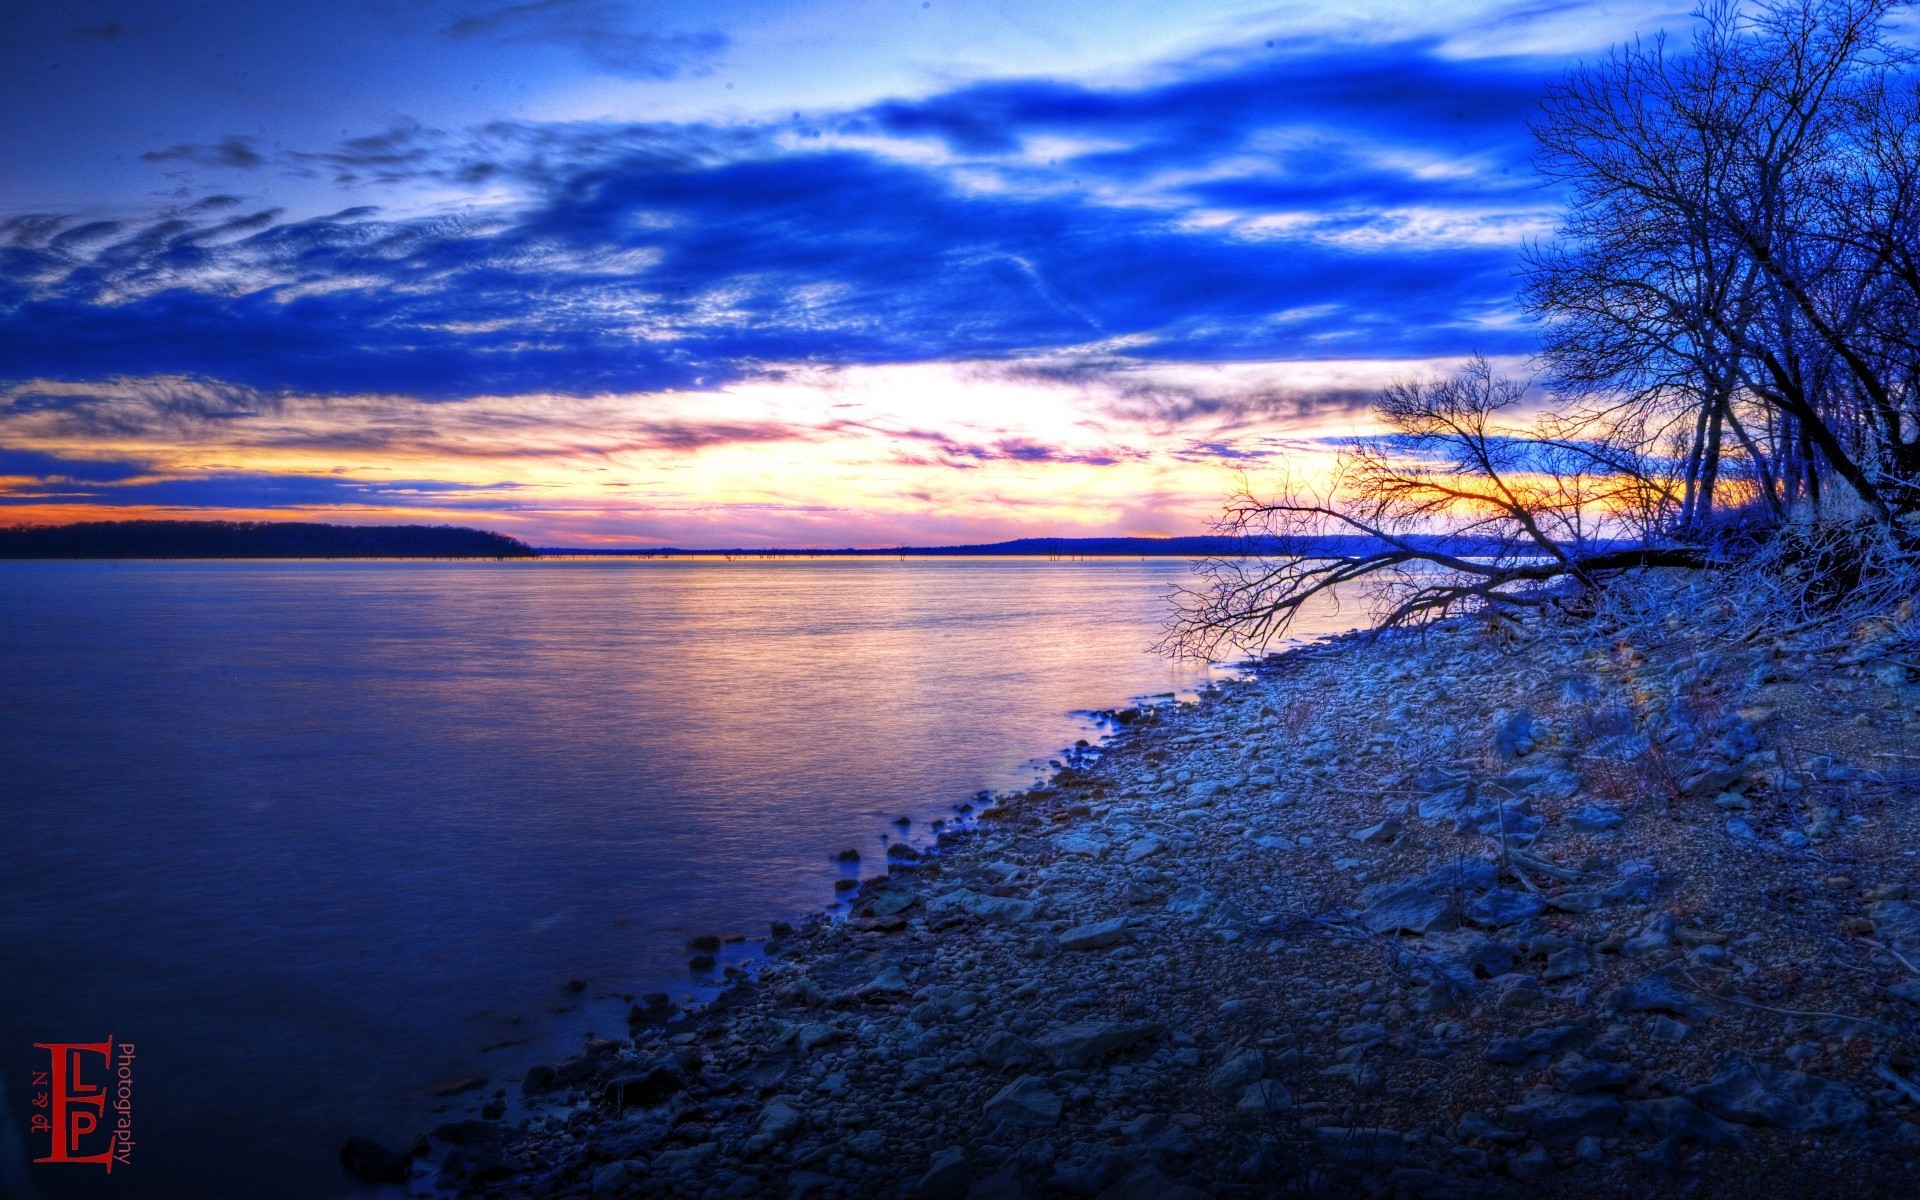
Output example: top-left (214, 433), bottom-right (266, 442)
top-left (1681, 971), bottom-right (1879, 1025)
top-left (1860, 938), bottom-right (1920, 977)
top-left (1875, 1063), bottom-right (1920, 1107)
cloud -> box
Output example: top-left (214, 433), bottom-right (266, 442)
top-left (139, 136), bottom-right (265, 169)
top-left (440, 0), bottom-right (727, 79)
top-left (2, 40), bottom-right (1555, 411)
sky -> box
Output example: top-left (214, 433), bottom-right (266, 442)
top-left (0, 0), bottom-right (1691, 547)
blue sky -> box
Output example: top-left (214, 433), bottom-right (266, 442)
top-left (0, 0), bottom-right (1688, 545)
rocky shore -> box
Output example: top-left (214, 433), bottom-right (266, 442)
top-left (352, 580), bottom-right (1920, 1198)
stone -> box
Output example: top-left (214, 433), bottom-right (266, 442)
top-left (1484, 1022), bottom-right (1589, 1066)
top-left (1311, 1126), bottom-right (1404, 1168)
top-left (917, 1147), bottom-right (973, 1200)
top-left (1625, 1096), bottom-right (1746, 1149)
top-left (932, 889), bottom-right (1038, 925)
top-left (1605, 975), bottom-right (1710, 1021)
top-left (1053, 833), bottom-right (1111, 860)
top-left (1552, 1054), bottom-right (1637, 1093)
top-left (743, 1099), bottom-right (804, 1156)
top-left (590, 1160), bottom-right (639, 1198)
top-left (1035, 1020), bottom-right (1162, 1068)
top-left (870, 890), bottom-right (920, 918)
top-left (1209, 1050), bottom-right (1276, 1098)
top-left (860, 966), bottom-right (912, 996)
top-left (1350, 817), bottom-right (1404, 843)
top-left (1123, 838), bottom-right (1167, 864)
top-left (1455, 1111), bottom-right (1522, 1143)
top-left (1058, 917), bottom-right (1130, 951)
top-left (1236, 1078), bottom-right (1294, 1113)
top-left (983, 1075), bottom-right (1061, 1129)
top-left (1491, 709), bottom-right (1537, 759)
top-left (1466, 888), bottom-right (1544, 928)
top-left (966, 1167), bottom-right (1028, 1200)
top-left (1506, 1092), bottom-right (1623, 1141)
top-left (1542, 946), bottom-right (1593, 981)
top-left (1724, 816), bottom-right (1758, 841)
top-left (340, 1136), bottom-right (411, 1184)
top-left (1688, 1058), bottom-right (1870, 1131)
top-left (1507, 1145), bottom-right (1554, 1182)
top-left (1359, 885), bottom-right (1456, 935)
top-left (844, 1129), bottom-right (886, 1162)
top-left (1567, 803), bottom-right (1624, 832)
top-left (977, 1030), bottom-right (1039, 1070)
top-left (1097, 1167), bottom-right (1209, 1200)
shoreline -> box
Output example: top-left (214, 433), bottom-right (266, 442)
top-left (370, 589), bottom-right (1920, 1198)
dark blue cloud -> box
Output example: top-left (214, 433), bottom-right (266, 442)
top-left (0, 469), bottom-right (525, 510)
top-left (0, 41), bottom-right (1557, 404)
top-left (0, 448), bottom-right (146, 482)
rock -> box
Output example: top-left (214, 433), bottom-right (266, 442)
top-left (1163, 886), bottom-right (1213, 918)
top-left (1466, 888), bottom-right (1544, 928)
top-left (1688, 1058), bottom-right (1870, 1131)
top-left (1053, 832), bottom-right (1111, 860)
top-left (651, 1142), bottom-right (718, 1174)
top-left (1236, 1078), bottom-right (1293, 1113)
top-left (844, 1129), bottom-right (886, 1162)
top-left (860, 966), bottom-right (912, 996)
top-left (432, 1119), bottom-right (504, 1146)
top-left (1489, 973), bottom-right (1542, 1010)
top-left (743, 1099), bottom-right (804, 1156)
top-left (1209, 1050), bottom-right (1277, 1099)
top-left (1123, 838), bottom-right (1166, 864)
top-left (932, 889), bottom-right (1038, 925)
top-left (520, 1064), bottom-right (557, 1094)
top-left (977, 1030), bottom-right (1040, 1070)
top-left (1350, 817), bottom-right (1404, 843)
top-left (1491, 709), bottom-right (1537, 759)
top-left (1484, 1022), bottom-right (1589, 1066)
top-left (1567, 803), bottom-right (1624, 832)
top-left (870, 890), bottom-right (920, 918)
top-left (1646, 1014), bottom-right (1691, 1041)
top-left (983, 1074), bottom-right (1061, 1129)
top-left (606, 1064), bottom-right (685, 1109)
top-left (1605, 975), bottom-right (1710, 1021)
top-left (1311, 1126), bottom-right (1404, 1168)
top-left (1506, 1092), bottom-right (1623, 1141)
top-left (1058, 917), bottom-right (1130, 951)
top-left (1574, 1135), bottom-right (1604, 1165)
top-left (1455, 1111), bottom-right (1522, 1143)
top-left (1035, 1020), bottom-right (1162, 1068)
top-left (917, 1147), bottom-right (973, 1200)
top-left (1553, 1054), bottom-right (1638, 1093)
top-left (340, 1135), bottom-right (411, 1184)
top-left (1625, 1096), bottom-right (1746, 1149)
top-left (1506, 1145), bottom-right (1554, 1182)
top-left (1683, 762), bottom-right (1744, 797)
top-left (1725, 816), bottom-right (1758, 840)
top-left (1542, 946), bottom-right (1593, 981)
top-left (590, 1159), bottom-right (639, 1198)
top-left (1359, 885), bottom-right (1456, 935)
top-left (966, 1167), bottom-right (1026, 1200)
top-left (1096, 1166), bottom-right (1209, 1200)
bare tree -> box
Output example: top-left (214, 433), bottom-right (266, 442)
top-left (1167, 360), bottom-right (1707, 657)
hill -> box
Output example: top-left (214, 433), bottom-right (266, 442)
top-left (0, 520), bottom-right (537, 559)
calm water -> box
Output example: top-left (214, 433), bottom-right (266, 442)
top-left (0, 558), bottom-right (1348, 1199)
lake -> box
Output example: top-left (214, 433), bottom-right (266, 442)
top-left (0, 557), bottom-right (1351, 1198)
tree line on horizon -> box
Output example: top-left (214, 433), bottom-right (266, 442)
top-left (1176, 0), bottom-right (1920, 653)
top-left (0, 520), bottom-right (537, 559)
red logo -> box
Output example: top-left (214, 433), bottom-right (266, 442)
top-left (30, 1038), bottom-right (133, 1170)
